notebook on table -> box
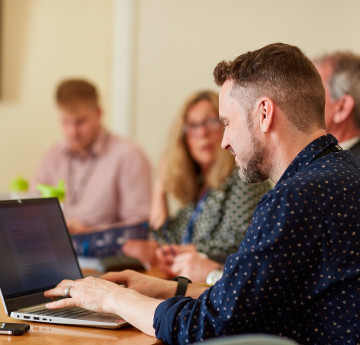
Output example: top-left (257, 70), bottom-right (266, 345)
top-left (0, 198), bottom-right (127, 329)
top-left (71, 221), bottom-right (149, 272)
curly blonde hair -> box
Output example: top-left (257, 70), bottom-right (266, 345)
top-left (162, 90), bottom-right (235, 205)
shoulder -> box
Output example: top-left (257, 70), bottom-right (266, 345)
top-left (106, 133), bottom-right (149, 162)
top-left (266, 151), bottom-right (360, 209)
top-left (301, 151), bottom-right (360, 185)
top-left (41, 141), bottom-right (67, 161)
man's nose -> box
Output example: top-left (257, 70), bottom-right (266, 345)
top-left (221, 128), bottom-right (229, 150)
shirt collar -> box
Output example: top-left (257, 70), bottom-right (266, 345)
top-left (62, 127), bottom-right (109, 159)
top-left (277, 134), bottom-right (339, 185)
top-left (339, 136), bottom-right (360, 151)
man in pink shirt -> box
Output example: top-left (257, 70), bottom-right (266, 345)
top-left (32, 79), bottom-right (151, 234)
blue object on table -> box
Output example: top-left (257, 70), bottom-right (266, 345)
top-left (71, 222), bottom-right (149, 258)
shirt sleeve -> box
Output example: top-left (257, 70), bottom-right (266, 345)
top-left (153, 185), bottom-right (338, 343)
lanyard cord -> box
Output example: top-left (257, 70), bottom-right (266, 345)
top-left (66, 133), bottom-right (110, 207)
top-left (182, 191), bottom-right (209, 244)
top-left (67, 154), bottom-right (98, 206)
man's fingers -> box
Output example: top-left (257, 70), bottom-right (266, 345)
top-left (44, 279), bottom-right (75, 297)
top-left (101, 272), bottom-right (123, 283)
top-left (101, 270), bottom-right (134, 285)
top-left (46, 297), bottom-right (76, 309)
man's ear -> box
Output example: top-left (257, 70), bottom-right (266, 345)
top-left (257, 97), bottom-right (274, 133)
top-left (334, 95), bottom-right (355, 124)
top-left (96, 106), bottom-right (103, 119)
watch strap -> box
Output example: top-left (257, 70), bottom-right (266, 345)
top-left (173, 276), bottom-right (192, 296)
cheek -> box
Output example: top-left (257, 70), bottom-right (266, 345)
top-left (186, 139), bottom-right (199, 159)
top-left (79, 122), bottom-right (95, 137)
top-left (210, 131), bottom-right (224, 147)
top-left (62, 124), bottom-right (76, 137)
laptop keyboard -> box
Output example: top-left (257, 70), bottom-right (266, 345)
top-left (28, 306), bottom-right (94, 319)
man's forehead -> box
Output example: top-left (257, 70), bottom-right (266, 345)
top-left (220, 80), bottom-right (245, 106)
top-left (219, 81), bottom-right (240, 124)
top-left (220, 81), bottom-right (234, 106)
top-left (220, 80), bottom-right (234, 98)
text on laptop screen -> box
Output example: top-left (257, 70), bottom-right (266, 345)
top-left (0, 199), bottom-right (82, 299)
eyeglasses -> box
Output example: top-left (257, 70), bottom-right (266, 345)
top-left (183, 118), bottom-right (222, 136)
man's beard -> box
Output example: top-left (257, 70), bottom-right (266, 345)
top-left (237, 149), bottom-right (267, 183)
top-left (237, 120), bottom-right (267, 184)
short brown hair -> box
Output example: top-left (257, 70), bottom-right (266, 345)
top-left (314, 51), bottom-right (360, 129)
top-left (213, 43), bottom-right (325, 131)
top-left (56, 79), bottom-right (99, 107)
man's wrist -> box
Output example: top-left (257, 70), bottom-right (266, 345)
top-left (172, 276), bottom-right (192, 296)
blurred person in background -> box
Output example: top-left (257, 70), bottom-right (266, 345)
top-left (124, 90), bottom-right (271, 282)
top-left (32, 79), bottom-right (151, 234)
top-left (315, 51), bottom-right (360, 159)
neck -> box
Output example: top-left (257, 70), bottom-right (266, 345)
top-left (71, 127), bottom-right (102, 156)
top-left (329, 121), bottom-right (360, 144)
top-left (268, 128), bottom-right (327, 184)
top-left (197, 164), bottom-right (211, 197)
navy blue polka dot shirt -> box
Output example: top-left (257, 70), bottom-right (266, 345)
top-left (154, 135), bottom-right (360, 345)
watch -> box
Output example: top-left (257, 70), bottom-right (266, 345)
top-left (172, 276), bottom-right (192, 296)
top-left (206, 269), bottom-right (223, 285)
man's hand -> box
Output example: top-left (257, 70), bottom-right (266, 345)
top-left (101, 269), bottom-right (178, 299)
top-left (45, 276), bottom-right (125, 314)
top-left (44, 270), bottom-right (207, 336)
top-left (44, 271), bottom-right (175, 336)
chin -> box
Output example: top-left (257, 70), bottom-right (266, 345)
top-left (195, 155), bottom-right (214, 166)
top-left (70, 143), bottom-right (85, 152)
top-left (238, 167), bottom-right (267, 184)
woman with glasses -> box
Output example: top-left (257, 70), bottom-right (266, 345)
top-left (123, 90), bottom-right (271, 282)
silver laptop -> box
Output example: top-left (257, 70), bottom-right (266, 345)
top-left (0, 198), bottom-right (127, 329)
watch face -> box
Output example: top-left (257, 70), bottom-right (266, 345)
top-left (206, 270), bottom-right (223, 285)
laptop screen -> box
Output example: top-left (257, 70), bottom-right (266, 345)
top-left (0, 198), bottom-right (82, 299)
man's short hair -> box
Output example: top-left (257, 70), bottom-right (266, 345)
top-left (314, 51), bottom-right (360, 129)
top-left (56, 79), bottom-right (99, 108)
top-left (213, 43), bottom-right (325, 132)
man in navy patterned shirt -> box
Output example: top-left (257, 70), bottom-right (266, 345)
top-left (45, 43), bottom-right (360, 345)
